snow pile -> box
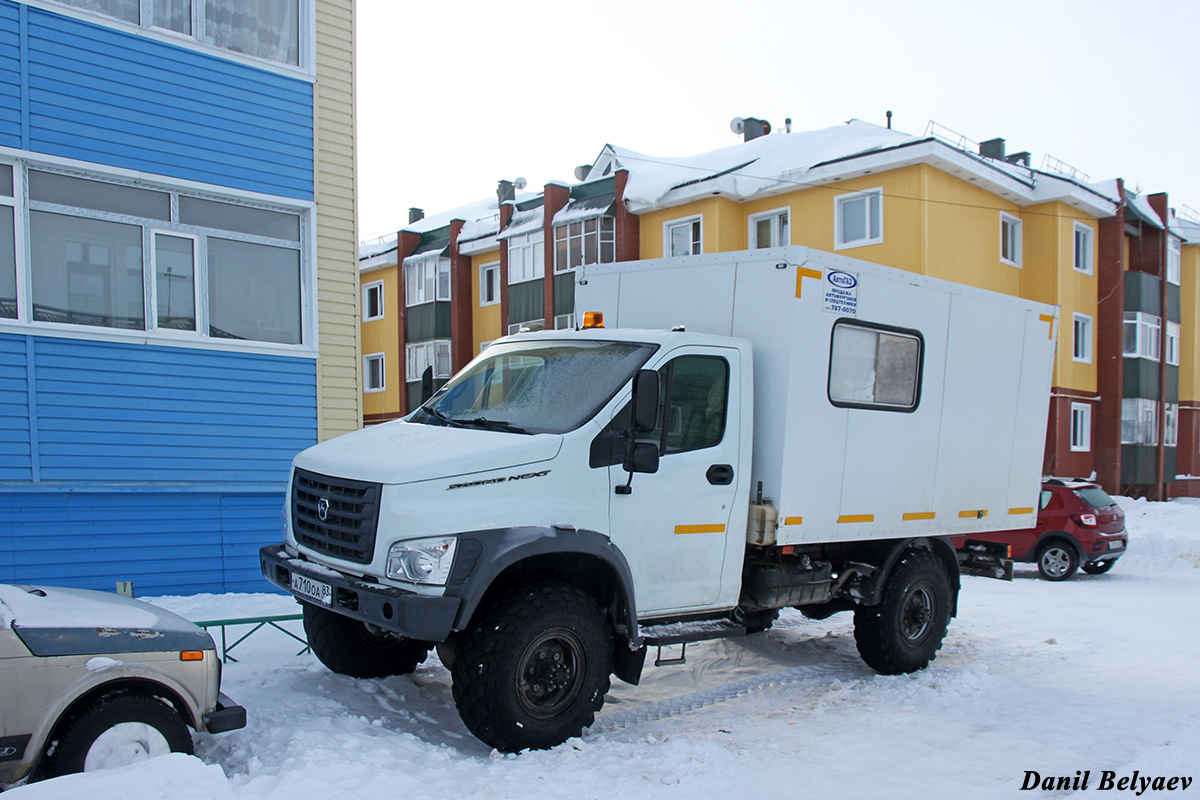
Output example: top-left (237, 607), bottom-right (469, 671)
top-left (6, 496), bottom-right (1200, 799)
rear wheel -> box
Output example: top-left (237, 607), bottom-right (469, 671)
top-left (48, 692), bottom-right (193, 777)
top-left (1036, 541), bottom-right (1079, 581)
top-left (303, 603), bottom-right (432, 678)
top-left (854, 548), bottom-right (952, 675)
top-left (1081, 559), bottom-right (1117, 575)
top-left (451, 582), bottom-right (612, 752)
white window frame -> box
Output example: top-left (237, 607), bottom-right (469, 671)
top-left (41, 0), bottom-right (316, 77)
top-left (363, 352), bottom-right (385, 393)
top-left (1165, 402), bottom-right (1179, 448)
top-left (554, 313), bottom-right (575, 330)
top-left (404, 256), bottom-right (450, 306)
top-left (507, 231), bottom-right (544, 284)
top-left (1167, 321), bottom-right (1180, 366)
top-left (1000, 213), bottom-right (1022, 267)
top-left (8, 160), bottom-right (313, 352)
top-left (405, 339), bottom-right (451, 382)
top-left (508, 319), bottom-right (545, 336)
top-left (479, 261), bottom-right (500, 307)
top-left (664, 215), bottom-right (702, 257)
top-left (1123, 311), bottom-right (1161, 361)
top-left (749, 207), bottom-right (790, 249)
top-left (1167, 237), bottom-right (1181, 286)
top-left (1072, 312), bottom-right (1093, 364)
top-left (1070, 402), bottom-right (1091, 452)
top-left (1121, 397), bottom-right (1159, 446)
top-left (554, 216), bottom-right (615, 273)
top-left (150, 230), bottom-right (200, 335)
top-left (1073, 222), bottom-right (1094, 275)
top-left (834, 188), bottom-right (883, 250)
top-left (362, 279), bottom-right (384, 322)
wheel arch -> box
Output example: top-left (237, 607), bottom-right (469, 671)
top-left (1034, 530), bottom-right (1083, 560)
top-left (847, 537), bottom-right (961, 616)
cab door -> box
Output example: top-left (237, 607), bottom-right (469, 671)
top-left (601, 346), bottom-right (743, 616)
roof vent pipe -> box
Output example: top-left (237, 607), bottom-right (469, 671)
top-left (497, 179), bottom-right (515, 205)
top-left (886, 110), bottom-right (892, 129)
top-left (785, 117), bottom-right (792, 133)
top-left (408, 207), bottom-right (424, 224)
top-left (979, 138), bottom-right (1006, 160)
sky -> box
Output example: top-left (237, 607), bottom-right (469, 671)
top-left (355, 0), bottom-right (1200, 242)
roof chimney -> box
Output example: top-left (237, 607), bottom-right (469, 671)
top-left (742, 117), bottom-right (771, 142)
top-left (979, 138), bottom-right (1006, 160)
top-left (408, 207), bottom-right (424, 224)
top-left (497, 179), bottom-right (516, 205)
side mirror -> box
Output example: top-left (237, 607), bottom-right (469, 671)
top-left (420, 365), bottom-right (434, 403)
top-left (623, 441), bottom-right (660, 475)
top-left (632, 369), bottom-right (659, 433)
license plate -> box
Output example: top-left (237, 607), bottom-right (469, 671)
top-left (291, 572), bottom-right (332, 605)
top-left (1109, 540), bottom-right (1125, 551)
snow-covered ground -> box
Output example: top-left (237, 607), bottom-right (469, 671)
top-left (8, 497), bottom-right (1200, 799)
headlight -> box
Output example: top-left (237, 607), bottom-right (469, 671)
top-left (386, 536), bottom-right (458, 585)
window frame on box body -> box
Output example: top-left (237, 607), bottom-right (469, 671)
top-left (0, 159), bottom-right (314, 352)
top-left (41, 0), bottom-right (316, 76)
top-left (664, 215), bottom-right (702, 257)
top-left (834, 188), bottom-right (883, 251)
top-left (1070, 402), bottom-right (1091, 452)
top-left (362, 279), bottom-right (384, 322)
top-left (1000, 212), bottom-right (1022, 268)
top-left (749, 207), bottom-right (789, 249)
top-left (827, 319), bottom-right (924, 413)
top-left (1073, 222), bottom-right (1094, 275)
top-left (1072, 312), bottom-right (1093, 363)
top-left (363, 351), bottom-right (385, 392)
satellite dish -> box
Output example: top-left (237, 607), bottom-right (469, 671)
top-left (574, 165), bottom-right (590, 181)
top-left (730, 117), bottom-right (745, 135)
top-left (514, 177), bottom-right (527, 192)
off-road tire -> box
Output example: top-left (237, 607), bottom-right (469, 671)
top-left (303, 603), bottom-right (432, 678)
top-left (451, 582), bottom-right (612, 752)
top-left (853, 548), bottom-right (952, 675)
top-left (1081, 559), bottom-right (1117, 575)
top-left (47, 692), bottom-right (193, 777)
top-left (1036, 541), bottom-right (1079, 581)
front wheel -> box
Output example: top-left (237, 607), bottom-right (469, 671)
top-left (1037, 542), bottom-right (1079, 581)
top-left (303, 603), bottom-right (433, 678)
top-left (1082, 559), bottom-right (1117, 575)
top-left (47, 692), bottom-right (193, 777)
top-left (451, 582), bottom-right (612, 752)
top-left (854, 548), bottom-right (952, 675)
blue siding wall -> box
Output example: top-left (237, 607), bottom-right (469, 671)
top-left (0, 1), bottom-right (313, 200)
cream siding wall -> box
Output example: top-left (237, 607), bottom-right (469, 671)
top-left (314, 0), bottom-right (361, 440)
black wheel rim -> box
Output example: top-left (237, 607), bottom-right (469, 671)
top-left (516, 627), bottom-right (585, 719)
top-left (901, 585), bottom-right (935, 644)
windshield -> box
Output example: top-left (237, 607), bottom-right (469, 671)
top-left (412, 339), bottom-right (657, 435)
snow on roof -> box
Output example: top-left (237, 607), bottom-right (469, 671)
top-left (1127, 192), bottom-right (1165, 229)
top-left (1171, 212), bottom-right (1200, 244)
top-left (613, 121), bottom-right (919, 212)
top-left (458, 213), bottom-right (500, 243)
top-left (498, 207), bottom-right (543, 240)
top-left (553, 195), bottom-right (614, 226)
top-left (359, 235), bottom-right (397, 260)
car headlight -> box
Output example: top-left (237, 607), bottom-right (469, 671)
top-left (386, 536), bottom-right (458, 585)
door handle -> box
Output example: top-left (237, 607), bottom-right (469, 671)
top-left (706, 464), bottom-right (734, 485)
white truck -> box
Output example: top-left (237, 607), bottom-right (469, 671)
top-left (260, 245), bottom-right (1056, 752)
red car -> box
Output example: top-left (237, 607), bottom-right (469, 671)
top-left (952, 479), bottom-right (1128, 581)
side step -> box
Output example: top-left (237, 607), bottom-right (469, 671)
top-left (640, 620), bottom-right (747, 666)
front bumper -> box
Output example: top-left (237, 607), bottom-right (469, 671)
top-left (202, 693), bottom-right (247, 734)
top-left (259, 545), bottom-right (460, 642)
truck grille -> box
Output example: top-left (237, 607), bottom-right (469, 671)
top-left (292, 468), bottom-right (382, 564)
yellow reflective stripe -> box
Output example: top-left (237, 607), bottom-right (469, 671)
top-left (674, 524), bottom-right (726, 535)
top-left (1039, 314), bottom-right (1055, 339)
top-left (795, 267), bottom-right (823, 298)
top-left (959, 509), bottom-right (988, 519)
top-left (903, 512), bottom-right (936, 521)
top-left (783, 516), bottom-right (803, 526)
top-left (838, 514), bottom-right (874, 524)
top-left (1009, 507), bottom-right (1034, 515)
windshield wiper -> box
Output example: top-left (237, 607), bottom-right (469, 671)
top-left (422, 406), bottom-right (465, 428)
top-left (459, 417), bottom-right (531, 435)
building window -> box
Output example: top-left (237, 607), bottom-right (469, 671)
top-left (364, 352), bottom-right (385, 392)
top-left (1121, 398), bottom-right (1158, 445)
top-left (508, 319), bottom-right (545, 336)
top-left (750, 208), bottom-right (789, 249)
top-left (1123, 312), bottom-right (1161, 361)
top-left (1000, 213), bottom-right (1022, 267)
top-left (363, 280), bottom-right (384, 321)
top-left (828, 320), bottom-right (922, 411)
top-left (404, 256), bottom-right (450, 306)
top-left (1167, 321), bottom-right (1181, 366)
top-left (52, 0), bottom-right (305, 67)
top-left (1168, 237), bottom-right (1181, 286)
top-left (1070, 402), bottom-right (1091, 452)
top-left (406, 340), bottom-right (451, 381)
top-left (20, 166), bottom-right (307, 346)
top-left (834, 189), bottom-right (882, 250)
top-left (1074, 223), bottom-right (1094, 274)
top-left (665, 216), bottom-right (702, 257)
top-left (555, 313), bottom-right (575, 330)
top-left (1072, 313), bottom-right (1093, 363)
top-left (1165, 402), bottom-right (1179, 448)
top-left (479, 261), bottom-right (500, 306)
top-left (508, 232), bottom-right (544, 284)
top-left (554, 217), bottom-right (614, 272)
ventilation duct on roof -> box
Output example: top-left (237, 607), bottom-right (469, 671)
top-left (408, 207), bottom-right (424, 224)
top-left (979, 138), bottom-right (1006, 160)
